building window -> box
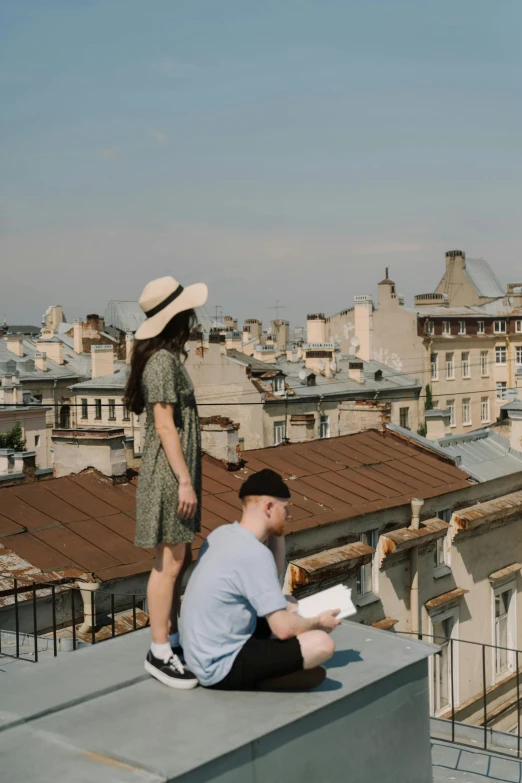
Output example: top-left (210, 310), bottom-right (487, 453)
top-left (458, 321), bottom-right (466, 335)
top-left (399, 407), bottom-right (410, 429)
top-left (81, 398), bottom-right (88, 419)
top-left (442, 321), bottom-right (451, 336)
top-left (445, 352), bottom-right (454, 380)
top-left (432, 613), bottom-right (457, 714)
top-left (434, 510), bottom-right (451, 569)
top-left (447, 400), bottom-right (455, 427)
top-left (516, 320), bottom-right (522, 333)
top-left (494, 320), bottom-right (507, 334)
top-left (430, 353), bottom-right (438, 381)
top-left (477, 321), bottom-right (485, 334)
top-left (462, 398), bottom-right (471, 426)
top-left (461, 352), bottom-right (470, 378)
top-left (319, 415), bottom-right (330, 439)
top-left (481, 397), bottom-right (490, 423)
top-left (273, 376), bottom-right (285, 393)
top-left (274, 421), bottom-right (286, 446)
top-left (123, 404), bottom-right (130, 421)
top-left (357, 530), bottom-right (378, 597)
top-left (108, 399), bottom-right (116, 420)
top-left (494, 584), bottom-right (515, 678)
top-left (480, 350), bottom-right (489, 377)
top-left (516, 347), bottom-right (522, 365)
top-left (496, 346), bottom-right (507, 365)
top-left (496, 382), bottom-right (507, 401)
top-left (95, 399), bottom-right (102, 420)
top-left (34, 435), bottom-right (40, 448)
top-left (426, 320), bottom-right (434, 336)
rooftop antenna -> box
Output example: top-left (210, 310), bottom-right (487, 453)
top-left (270, 300), bottom-right (285, 320)
top-left (213, 305), bottom-right (223, 323)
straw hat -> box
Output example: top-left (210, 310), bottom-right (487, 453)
top-left (134, 276), bottom-right (208, 340)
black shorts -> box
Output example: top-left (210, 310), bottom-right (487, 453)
top-left (208, 618), bottom-right (303, 691)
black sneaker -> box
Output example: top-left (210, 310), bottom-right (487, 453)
top-left (171, 644), bottom-right (185, 664)
top-left (144, 650), bottom-right (198, 690)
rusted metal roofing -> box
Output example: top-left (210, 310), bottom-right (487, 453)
top-left (289, 542), bottom-right (374, 589)
top-left (489, 563), bottom-right (522, 583)
top-left (381, 519), bottom-right (449, 557)
top-left (372, 617), bottom-right (398, 630)
top-left (453, 490), bottom-right (522, 533)
top-left (425, 587), bottom-right (469, 610)
top-left (0, 429), bottom-right (470, 591)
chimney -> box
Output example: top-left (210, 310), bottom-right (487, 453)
top-left (36, 338), bottom-right (64, 365)
top-left (5, 334), bottom-right (24, 357)
top-left (51, 427), bottom-right (127, 478)
top-left (225, 330), bottom-right (243, 351)
top-left (306, 314), bottom-right (326, 344)
top-left (271, 320), bottom-right (290, 351)
top-left (445, 249), bottom-right (466, 268)
top-left (353, 295), bottom-right (373, 360)
top-left (125, 332), bottom-right (134, 364)
top-left (73, 319), bottom-right (83, 354)
top-left (424, 409), bottom-right (451, 440)
top-left (200, 416), bottom-right (240, 467)
top-left (34, 352), bottom-right (47, 372)
top-left (243, 319), bottom-right (262, 340)
top-left (224, 316), bottom-right (238, 331)
top-left (348, 360), bottom-right (364, 383)
top-left (91, 345), bottom-right (114, 378)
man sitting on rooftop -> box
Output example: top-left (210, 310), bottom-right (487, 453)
top-left (180, 469), bottom-right (340, 690)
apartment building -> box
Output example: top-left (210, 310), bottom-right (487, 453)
top-left (326, 250), bottom-right (522, 434)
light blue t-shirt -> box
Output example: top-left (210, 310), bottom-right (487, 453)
top-left (180, 523), bottom-right (287, 687)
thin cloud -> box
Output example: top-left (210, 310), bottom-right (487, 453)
top-left (152, 131), bottom-right (168, 148)
top-left (97, 147), bottom-right (122, 162)
top-left (154, 57), bottom-right (198, 79)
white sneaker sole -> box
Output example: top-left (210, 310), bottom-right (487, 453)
top-left (144, 660), bottom-right (199, 690)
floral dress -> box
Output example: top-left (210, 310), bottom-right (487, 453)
top-left (135, 349), bottom-right (201, 548)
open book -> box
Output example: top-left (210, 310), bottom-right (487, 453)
top-left (297, 584), bottom-right (356, 621)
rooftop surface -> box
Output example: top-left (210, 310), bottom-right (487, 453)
top-left (463, 257), bottom-right (506, 299)
top-left (432, 740), bottom-right (522, 782)
top-left (0, 430), bottom-right (471, 588)
top-left (0, 622), bottom-right (436, 783)
top-left (437, 429), bottom-right (522, 482)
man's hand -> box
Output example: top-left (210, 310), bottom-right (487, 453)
top-left (317, 609), bottom-right (342, 633)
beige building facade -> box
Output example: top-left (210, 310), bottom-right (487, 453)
top-left (326, 251), bottom-right (522, 435)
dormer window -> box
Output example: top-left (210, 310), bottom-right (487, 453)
top-left (273, 376), bottom-right (285, 393)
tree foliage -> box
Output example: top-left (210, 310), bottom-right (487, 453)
top-left (0, 422), bottom-right (27, 451)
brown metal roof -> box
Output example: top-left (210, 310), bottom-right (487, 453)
top-left (0, 429), bottom-right (470, 591)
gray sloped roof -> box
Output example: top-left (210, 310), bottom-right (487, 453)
top-left (4, 325), bottom-right (41, 336)
top-left (69, 365), bottom-right (129, 391)
top-left (104, 301), bottom-right (145, 334)
top-left (437, 429), bottom-right (522, 482)
top-left (0, 341), bottom-right (79, 381)
top-left (226, 350), bottom-right (283, 374)
top-left (464, 258), bottom-right (505, 298)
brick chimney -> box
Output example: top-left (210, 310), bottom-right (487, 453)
top-left (73, 319), bottom-right (83, 354)
top-left (91, 345), bottom-right (114, 378)
top-left (306, 314), bottom-right (326, 344)
top-left (5, 334), bottom-right (24, 357)
top-left (425, 409), bottom-right (451, 440)
top-left (200, 417), bottom-right (240, 467)
top-left (34, 352), bottom-right (47, 372)
top-left (125, 332), bottom-right (134, 364)
top-left (51, 427), bottom-right (127, 478)
top-left (348, 360), bottom-right (364, 384)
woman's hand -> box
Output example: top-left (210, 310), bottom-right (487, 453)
top-left (178, 478), bottom-right (197, 520)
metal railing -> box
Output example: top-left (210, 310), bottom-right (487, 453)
top-left (0, 575), bottom-right (147, 663)
top-left (398, 631), bottom-right (522, 759)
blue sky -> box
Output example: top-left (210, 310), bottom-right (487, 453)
top-left (1, 0), bottom-right (521, 327)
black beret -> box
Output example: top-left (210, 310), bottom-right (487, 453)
top-left (238, 468), bottom-right (291, 500)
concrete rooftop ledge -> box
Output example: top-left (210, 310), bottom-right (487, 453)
top-left (0, 623), bottom-right (436, 783)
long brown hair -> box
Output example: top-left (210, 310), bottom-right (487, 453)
top-left (125, 309), bottom-right (197, 415)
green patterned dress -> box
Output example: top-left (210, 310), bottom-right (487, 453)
top-left (135, 349), bottom-right (202, 548)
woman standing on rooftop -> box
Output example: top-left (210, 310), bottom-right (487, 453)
top-left (125, 276), bottom-right (208, 689)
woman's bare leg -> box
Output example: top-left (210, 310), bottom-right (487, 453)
top-left (147, 543), bottom-right (187, 644)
